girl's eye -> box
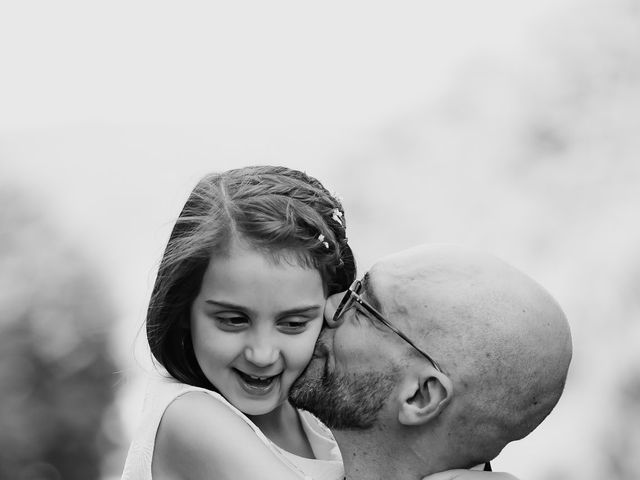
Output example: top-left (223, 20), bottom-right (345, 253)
top-left (215, 316), bottom-right (249, 330)
top-left (278, 318), bottom-right (311, 334)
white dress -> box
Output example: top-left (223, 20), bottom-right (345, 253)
top-left (121, 375), bottom-right (344, 480)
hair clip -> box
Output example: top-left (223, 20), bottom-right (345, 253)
top-left (331, 208), bottom-right (343, 226)
top-left (318, 234), bottom-right (329, 249)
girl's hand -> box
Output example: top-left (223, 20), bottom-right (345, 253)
top-left (421, 470), bottom-right (518, 480)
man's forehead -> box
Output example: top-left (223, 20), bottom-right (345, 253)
top-left (367, 254), bottom-right (419, 287)
top-left (365, 250), bottom-right (460, 318)
top-left (368, 244), bottom-right (483, 289)
top-left (366, 244), bottom-right (539, 321)
top-left (363, 263), bottom-right (413, 314)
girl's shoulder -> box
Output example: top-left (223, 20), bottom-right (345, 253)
top-left (155, 389), bottom-right (256, 457)
top-left (150, 377), bottom-right (259, 433)
top-left (151, 381), bottom-right (305, 480)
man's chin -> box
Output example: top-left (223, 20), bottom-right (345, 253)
top-left (291, 363), bottom-right (401, 431)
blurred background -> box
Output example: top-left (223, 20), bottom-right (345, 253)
top-left (1, 0), bottom-right (639, 479)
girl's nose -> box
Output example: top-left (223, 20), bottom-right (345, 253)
top-left (244, 339), bottom-right (279, 367)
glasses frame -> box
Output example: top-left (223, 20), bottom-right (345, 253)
top-left (332, 279), bottom-right (443, 373)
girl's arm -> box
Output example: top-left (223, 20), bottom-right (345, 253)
top-left (153, 392), bottom-right (303, 480)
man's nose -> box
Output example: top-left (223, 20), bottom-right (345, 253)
top-left (324, 291), bottom-right (346, 328)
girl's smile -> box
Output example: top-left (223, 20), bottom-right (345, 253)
top-left (233, 368), bottom-right (281, 396)
top-left (190, 238), bottom-right (326, 417)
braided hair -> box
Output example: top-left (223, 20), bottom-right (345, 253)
top-left (147, 165), bottom-right (356, 389)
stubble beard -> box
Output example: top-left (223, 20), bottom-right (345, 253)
top-left (289, 352), bottom-right (398, 430)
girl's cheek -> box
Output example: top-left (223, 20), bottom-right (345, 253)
top-left (291, 336), bottom-right (320, 364)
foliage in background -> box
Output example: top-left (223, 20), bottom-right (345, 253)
top-left (0, 190), bottom-right (121, 480)
top-left (333, 1), bottom-right (640, 478)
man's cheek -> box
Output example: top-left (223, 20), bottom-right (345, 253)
top-left (333, 330), bottom-right (368, 366)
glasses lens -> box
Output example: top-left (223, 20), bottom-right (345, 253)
top-left (332, 291), bottom-right (355, 325)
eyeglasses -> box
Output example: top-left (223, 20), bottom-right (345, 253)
top-left (330, 280), bottom-right (443, 373)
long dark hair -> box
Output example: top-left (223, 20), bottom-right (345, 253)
top-left (146, 166), bottom-right (356, 389)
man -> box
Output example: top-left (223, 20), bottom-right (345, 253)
top-left (289, 244), bottom-right (572, 480)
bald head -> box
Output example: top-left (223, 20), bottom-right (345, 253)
top-left (368, 244), bottom-right (572, 460)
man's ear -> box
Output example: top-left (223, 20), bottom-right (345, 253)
top-left (397, 369), bottom-right (453, 426)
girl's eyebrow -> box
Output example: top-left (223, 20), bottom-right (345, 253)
top-left (278, 305), bottom-right (323, 316)
top-left (204, 300), bottom-right (322, 316)
top-left (204, 300), bottom-right (248, 310)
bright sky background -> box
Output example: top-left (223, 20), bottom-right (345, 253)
top-left (0, 0), bottom-right (560, 131)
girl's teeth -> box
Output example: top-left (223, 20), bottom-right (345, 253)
top-left (236, 369), bottom-right (277, 384)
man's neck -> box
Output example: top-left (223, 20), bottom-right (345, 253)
top-left (333, 429), bottom-right (431, 480)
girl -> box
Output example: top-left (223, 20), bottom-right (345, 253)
top-left (121, 165), bottom-right (516, 480)
top-left (123, 166), bottom-right (355, 480)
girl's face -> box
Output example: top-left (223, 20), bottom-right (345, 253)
top-left (190, 240), bottom-right (325, 416)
